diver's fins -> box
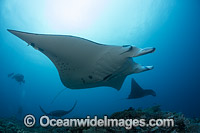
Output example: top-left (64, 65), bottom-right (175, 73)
top-left (8, 72), bottom-right (14, 77)
top-left (127, 78), bottom-right (156, 99)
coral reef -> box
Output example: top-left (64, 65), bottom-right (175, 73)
top-left (0, 106), bottom-right (199, 132)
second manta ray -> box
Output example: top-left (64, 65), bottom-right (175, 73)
top-left (39, 101), bottom-right (77, 117)
top-left (128, 78), bottom-right (156, 99)
top-left (8, 30), bottom-right (156, 98)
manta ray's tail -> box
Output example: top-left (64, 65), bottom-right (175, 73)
top-left (51, 88), bottom-right (66, 104)
top-left (127, 78), bottom-right (156, 99)
top-left (66, 100), bottom-right (77, 114)
top-left (39, 106), bottom-right (48, 115)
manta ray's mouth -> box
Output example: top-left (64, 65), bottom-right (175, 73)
top-left (127, 46), bottom-right (155, 74)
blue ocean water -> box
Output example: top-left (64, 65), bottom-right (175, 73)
top-left (0, 0), bottom-right (200, 121)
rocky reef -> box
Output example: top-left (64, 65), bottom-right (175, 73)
top-left (0, 106), bottom-right (200, 132)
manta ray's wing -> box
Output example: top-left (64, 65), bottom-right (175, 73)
top-left (128, 78), bottom-right (145, 99)
top-left (128, 78), bottom-right (156, 99)
top-left (8, 30), bottom-right (131, 90)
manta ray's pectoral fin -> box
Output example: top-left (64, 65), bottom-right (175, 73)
top-left (127, 78), bottom-right (156, 99)
top-left (106, 75), bottom-right (126, 90)
top-left (124, 46), bottom-right (155, 57)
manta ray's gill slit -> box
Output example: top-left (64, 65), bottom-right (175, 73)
top-left (103, 74), bottom-right (112, 81)
top-left (88, 75), bottom-right (93, 79)
top-left (106, 73), bottom-right (119, 81)
top-left (81, 78), bottom-right (85, 84)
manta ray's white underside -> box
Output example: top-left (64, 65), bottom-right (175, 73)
top-left (8, 30), bottom-right (155, 90)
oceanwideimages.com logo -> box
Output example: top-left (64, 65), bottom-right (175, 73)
top-left (24, 115), bottom-right (174, 130)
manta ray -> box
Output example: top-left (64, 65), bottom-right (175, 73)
top-left (127, 78), bottom-right (156, 99)
top-left (39, 101), bottom-right (77, 117)
top-left (8, 29), bottom-right (155, 98)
